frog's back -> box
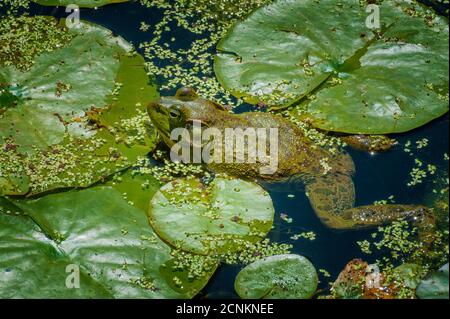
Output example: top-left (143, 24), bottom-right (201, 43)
top-left (229, 111), bottom-right (355, 180)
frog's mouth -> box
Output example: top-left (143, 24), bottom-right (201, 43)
top-left (147, 101), bottom-right (175, 147)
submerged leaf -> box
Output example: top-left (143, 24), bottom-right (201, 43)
top-left (234, 254), bottom-right (318, 299)
top-left (215, 0), bottom-right (449, 134)
top-left (416, 263), bottom-right (449, 299)
top-left (148, 177), bottom-right (275, 255)
top-left (393, 263), bottom-right (423, 289)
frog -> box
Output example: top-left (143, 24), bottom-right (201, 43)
top-left (147, 87), bottom-right (433, 231)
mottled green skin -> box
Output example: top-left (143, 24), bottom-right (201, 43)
top-left (147, 88), bottom-right (433, 231)
top-left (150, 96), bottom-right (350, 181)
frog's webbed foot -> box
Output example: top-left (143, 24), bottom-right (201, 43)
top-left (304, 173), bottom-right (355, 229)
top-left (305, 174), bottom-right (435, 232)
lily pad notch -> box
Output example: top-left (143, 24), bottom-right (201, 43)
top-left (215, 0), bottom-right (449, 134)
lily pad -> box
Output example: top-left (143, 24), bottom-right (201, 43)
top-left (215, 0), bottom-right (449, 134)
top-left (106, 169), bottom-right (162, 212)
top-left (393, 263), bottom-right (423, 289)
top-left (416, 263), bottom-right (449, 299)
top-left (148, 177), bottom-right (275, 255)
top-left (0, 16), bottom-right (158, 196)
top-left (0, 196), bottom-right (23, 215)
top-left (234, 254), bottom-right (318, 299)
top-left (34, 0), bottom-right (130, 8)
top-left (0, 210), bottom-right (111, 298)
top-left (0, 181), bottom-right (216, 298)
top-left (0, 16), bottom-right (131, 152)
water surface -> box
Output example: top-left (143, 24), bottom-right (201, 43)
top-left (9, 0), bottom-right (449, 298)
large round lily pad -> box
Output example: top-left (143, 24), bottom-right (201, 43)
top-left (34, 0), bottom-right (129, 8)
top-left (148, 177), bottom-right (275, 255)
top-left (416, 263), bottom-right (449, 299)
top-left (215, 0), bottom-right (449, 134)
top-left (234, 254), bottom-right (318, 299)
top-left (0, 16), bottom-right (158, 196)
top-left (0, 177), bottom-right (216, 298)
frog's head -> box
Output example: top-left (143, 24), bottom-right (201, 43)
top-left (147, 87), bottom-right (227, 147)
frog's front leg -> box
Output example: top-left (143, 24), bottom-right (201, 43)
top-left (340, 135), bottom-right (397, 153)
top-left (304, 174), bottom-right (434, 231)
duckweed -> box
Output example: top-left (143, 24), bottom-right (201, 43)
top-left (290, 231), bottom-right (316, 241)
top-left (0, 15), bottom-right (74, 71)
top-left (139, 0), bottom-right (273, 106)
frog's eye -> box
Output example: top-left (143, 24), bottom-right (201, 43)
top-left (169, 107), bottom-right (181, 119)
top-left (176, 87), bottom-right (198, 101)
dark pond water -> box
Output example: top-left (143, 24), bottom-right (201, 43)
top-left (4, 0), bottom-right (448, 299)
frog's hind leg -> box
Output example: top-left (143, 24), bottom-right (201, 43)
top-left (304, 174), bottom-right (355, 229)
top-left (305, 174), bottom-right (434, 231)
